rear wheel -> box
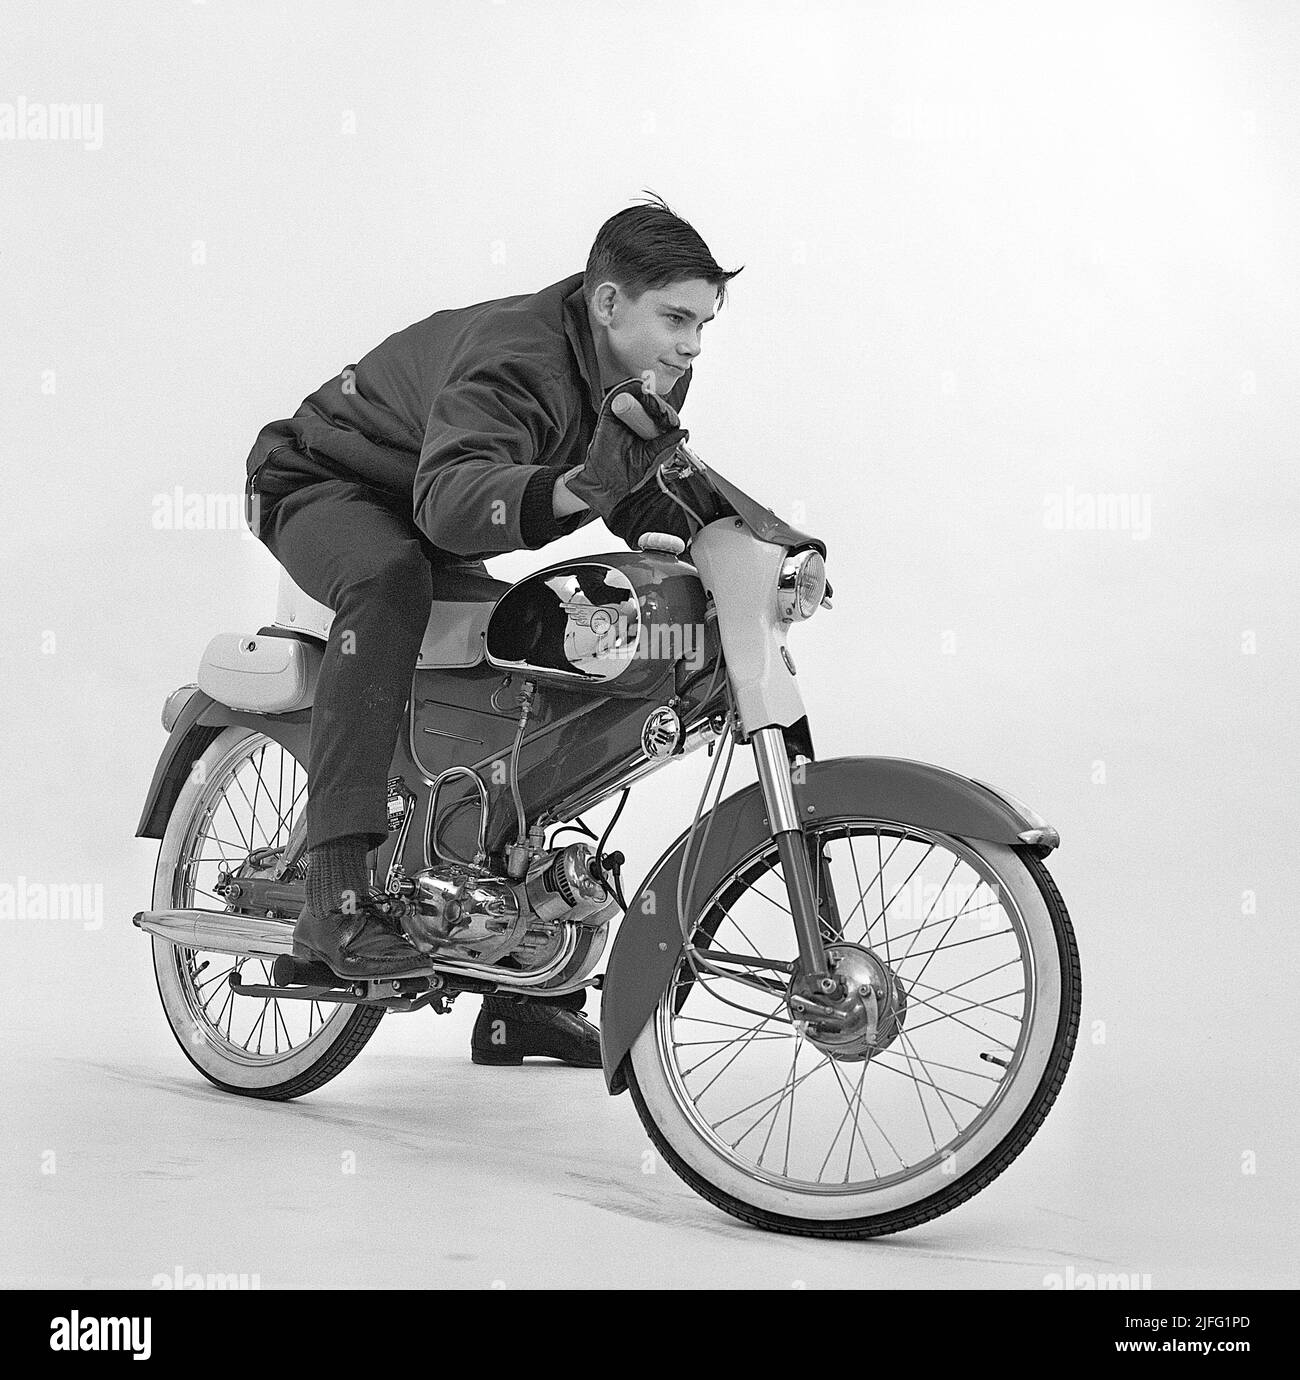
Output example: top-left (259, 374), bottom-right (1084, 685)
top-left (626, 820), bottom-right (1080, 1237)
top-left (151, 726), bottom-right (382, 1100)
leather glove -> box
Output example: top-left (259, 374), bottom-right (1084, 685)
top-left (565, 376), bottom-right (689, 520)
top-left (607, 467), bottom-right (734, 549)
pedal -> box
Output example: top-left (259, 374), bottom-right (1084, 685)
top-left (272, 954), bottom-right (340, 987)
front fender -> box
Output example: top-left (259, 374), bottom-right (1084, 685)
top-left (135, 688), bottom-right (312, 839)
top-left (598, 754), bottom-right (1059, 1092)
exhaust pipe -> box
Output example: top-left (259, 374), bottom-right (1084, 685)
top-left (133, 908), bottom-right (294, 959)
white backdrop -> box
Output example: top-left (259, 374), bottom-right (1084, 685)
top-left (2, 0), bottom-right (1295, 1290)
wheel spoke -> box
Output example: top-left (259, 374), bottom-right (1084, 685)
top-left (713, 1050), bottom-right (830, 1139)
top-left (869, 1046), bottom-right (1003, 1084)
top-left (825, 1055), bottom-right (885, 1178)
top-left (904, 876), bottom-right (992, 986)
top-left (682, 1001), bottom-right (785, 1095)
top-left (893, 986), bottom-right (1019, 1052)
top-left (216, 792), bottom-right (252, 854)
top-left (245, 998), bottom-right (271, 1054)
top-left (862, 839), bottom-right (934, 942)
top-left (744, 881), bottom-right (794, 922)
top-left (673, 1015), bottom-right (793, 1034)
top-left (859, 1056), bottom-right (982, 1113)
top-left (781, 1034), bottom-right (801, 1177)
top-left (714, 903), bottom-right (766, 958)
top-left (741, 1048), bottom-right (829, 1164)
top-left (904, 976), bottom-right (1026, 1021)
top-left (894, 857), bottom-right (963, 965)
top-left (249, 747), bottom-right (264, 850)
top-left (195, 835), bottom-right (255, 857)
top-left (202, 978), bottom-right (231, 1020)
top-left (275, 749), bottom-right (284, 845)
top-left (890, 923), bottom-right (1016, 965)
top-left (840, 827), bottom-right (906, 940)
top-left (893, 1025), bottom-right (965, 1132)
top-left (229, 767), bottom-right (267, 849)
top-left (909, 956), bottom-right (1022, 999)
top-left (194, 965), bottom-right (235, 994)
top-left (252, 750), bottom-right (295, 849)
top-left (272, 999), bottom-right (293, 1054)
top-left (817, 1057), bottom-right (873, 1182)
top-left (755, 1038), bottom-right (799, 1172)
top-left (677, 1013), bottom-right (781, 1078)
top-left (875, 831), bottom-right (890, 956)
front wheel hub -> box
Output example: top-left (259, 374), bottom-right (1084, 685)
top-left (788, 943), bottom-right (907, 1062)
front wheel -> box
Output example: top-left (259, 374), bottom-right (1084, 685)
top-left (626, 820), bottom-right (1080, 1237)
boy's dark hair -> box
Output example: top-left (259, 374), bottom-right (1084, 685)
top-left (584, 190), bottom-right (744, 308)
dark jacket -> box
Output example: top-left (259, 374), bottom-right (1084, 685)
top-left (245, 272), bottom-right (700, 560)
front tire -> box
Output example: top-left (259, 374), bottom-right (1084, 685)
top-left (626, 823), bottom-right (1080, 1237)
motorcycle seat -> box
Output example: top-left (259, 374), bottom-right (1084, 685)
top-left (195, 567), bottom-right (510, 716)
top-left (270, 566), bottom-right (510, 670)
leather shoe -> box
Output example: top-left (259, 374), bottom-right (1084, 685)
top-left (293, 890), bottom-right (431, 980)
top-left (472, 992), bottom-right (601, 1067)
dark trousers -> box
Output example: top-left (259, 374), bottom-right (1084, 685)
top-left (255, 476), bottom-right (481, 852)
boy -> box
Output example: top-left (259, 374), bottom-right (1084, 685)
top-left (245, 194), bottom-right (741, 1065)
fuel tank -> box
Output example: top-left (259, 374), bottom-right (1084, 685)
top-left (485, 549), bottom-right (708, 698)
top-left (407, 549), bottom-right (723, 864)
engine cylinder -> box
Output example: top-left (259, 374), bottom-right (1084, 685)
top-left (403, 866), bottom-right (526, 963)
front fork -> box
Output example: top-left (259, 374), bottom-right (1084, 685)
top-left (750, 726), bottom-right (841, 997)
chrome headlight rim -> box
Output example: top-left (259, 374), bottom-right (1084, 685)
top-left (776, 549), bottom-right (826, 622)
top-left (161, 683), bottom-right (199, 732)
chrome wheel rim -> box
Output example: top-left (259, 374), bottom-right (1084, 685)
top-left (655, 821), bottom-right (1039, 1196)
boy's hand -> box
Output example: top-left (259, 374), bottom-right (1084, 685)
top-left (565, 371), bottom-right (689, 520)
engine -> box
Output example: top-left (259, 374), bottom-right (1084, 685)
top-left (396, 842), bottom-right (617, 979)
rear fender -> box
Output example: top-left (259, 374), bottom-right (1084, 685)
top-left (135, 687), bottom-right (312, 840)
top-left (599, 753), bottom-right (1059, 1092)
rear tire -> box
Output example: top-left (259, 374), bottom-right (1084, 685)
top-left (151, 725), bottom-right (382, 1100)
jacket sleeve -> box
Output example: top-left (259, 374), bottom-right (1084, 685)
top-left (414, 355), bottom-right (576, 556)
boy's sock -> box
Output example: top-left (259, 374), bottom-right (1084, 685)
top-left (306, 835), bottom-right (370, 916)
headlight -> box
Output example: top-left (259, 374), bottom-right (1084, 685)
top-left (161, 683), bottom-right (198, 732)
top-left (776, 550), bottom-right (826, 622)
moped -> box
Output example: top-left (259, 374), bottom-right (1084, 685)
top-left (134, 401), bottom-right (1080, 1238)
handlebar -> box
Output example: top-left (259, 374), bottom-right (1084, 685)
top-left (610, 389), bottom-right (828, 561)
top-left (611, 391), bottom-right (709, 480)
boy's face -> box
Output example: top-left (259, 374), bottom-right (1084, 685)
top-left (589, 277), bottom-right (718, 397)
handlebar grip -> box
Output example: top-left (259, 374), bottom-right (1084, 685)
top-left (610, 391), bottom-right (660, 440)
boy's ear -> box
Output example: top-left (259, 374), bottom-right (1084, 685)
top-left (589, 281), bottom-right (619, 326)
